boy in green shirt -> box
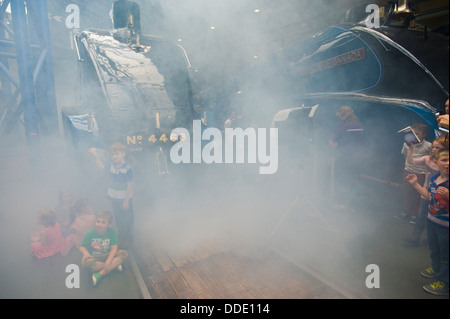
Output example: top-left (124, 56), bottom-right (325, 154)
top-left (80, 211), bottom-right (128, 286)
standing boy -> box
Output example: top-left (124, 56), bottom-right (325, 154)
top-left (80, 211), bottom-right (128, 286)
top-left (406, 148), bottom-right (449, 296)
top-left (107, 142), bottom-right (134, 250)
top-left (397, 124), bottom-right (431, 224)
top-left (91, 142), bottom-right (135, 250)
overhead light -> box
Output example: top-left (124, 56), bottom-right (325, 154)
top-left (254, 9), bottom-right (260, 13)
top-left (210, 26), bottom-right (216, 30)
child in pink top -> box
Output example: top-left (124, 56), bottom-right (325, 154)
top-left (406, 138), bottom-right (445, 187)
top-left (31, 209), bottom-right (65, 259)
top-left (403, 137), bottom-right (448, 245)
top-left (60, 199), bottom-right (97, 256)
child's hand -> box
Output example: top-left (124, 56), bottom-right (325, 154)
top-left (36, 231), bottom-right (47, 246)
top-left (81, 252), bottom-right (93, 264)
top-left (31, 231), bottom-right (41, 242)
top-left (437, 186), bottom-right (449, 200)
top-left (88, 148), bottom-right (97, 156)
top-left (89, 148), bottom-right (105, 170)
top-left (437, 114), bottom-right (449, 130)
top-left (405, 174), bottom-right (417, 184)
top-left (122, 199), bottom-right (129, 210)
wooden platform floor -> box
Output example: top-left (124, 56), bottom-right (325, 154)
top-left (133, 238), bottom-right (347, 299)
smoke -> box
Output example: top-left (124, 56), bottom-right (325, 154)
top-left (1, 0), bottom-right (426, 298)
top-left (128, 0), bottom-right (416, 298)
top-left (157, 0), bottom-right (361, 85)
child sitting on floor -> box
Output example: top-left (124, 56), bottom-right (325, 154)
top-left (79, 211), bottom-right (128, 286)
top-left (31, 209), bottom-right (65, 259)
top-left (60, 198), bottom-right (96, 256)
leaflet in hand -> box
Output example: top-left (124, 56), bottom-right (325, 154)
top-left (398, 126), bottom-right (421, 145)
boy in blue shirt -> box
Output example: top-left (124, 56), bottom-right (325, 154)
top-left (80, 211), bottom-right (128, 286)
top-left (406, 148), bottom-right (449, 296)
top-left (107, 142), bottom-right (134, 250)
top-left (90, 142), bottom-right (134, 250)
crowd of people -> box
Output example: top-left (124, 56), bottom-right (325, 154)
top-left (396, 99), bottom-right (449, 297)
top-left (31, 142), bottom-right (133, 287)
top-left (329, 100), bottom-right (449, 297)
top-left (396, 101), bottom-right (449, 297)
top-left (29, 99), bottom-right (449, 296)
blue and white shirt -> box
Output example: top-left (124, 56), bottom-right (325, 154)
top-left (107, 162), bottom-right (133, 200)
top-left (427, 173), bottom-right (449, 228)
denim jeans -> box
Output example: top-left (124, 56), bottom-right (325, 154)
top-left (110, 198), bottom-right (134, 250)
top-left (411, 198), bottom-right (430, 240)
top-left (427, 219), bottom-right (449, 285)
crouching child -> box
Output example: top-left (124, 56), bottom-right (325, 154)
top-left (79, 211), bottom-right (128, 286)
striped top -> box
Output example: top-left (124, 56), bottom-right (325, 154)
top-left (427, 173), bottom-right (449, 228)
top-left (401, 140), bottom-right (432, 175)
top-left (107, 161), bottom-right (133, 200)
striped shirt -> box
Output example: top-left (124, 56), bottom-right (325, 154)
top-left (401, 140), bottom-right (432, 175)
top-left (107, 162), bottom-right (133, 200)
top-left (427, 173), bottom-right (449, 228)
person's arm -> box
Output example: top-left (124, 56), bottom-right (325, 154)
top-left (437, 115), bottom-right (449, 138)
top-left (329, 126), bottom-right (341, 149)
top-left (122, 181), bottom-right (132, 210)
top-left (437, 186), bottom-right (449, 201)
top-left (79, 232), bottom-right (93, 262)
top-left (401, 143), bottom-right (408, 156)
top-left (79, 246), bottom-right (92, 263)
top-left (39, 230), bottom-right (48, 246)
top-left (405, 174), bottom-right (431, 200)
top-left (405, 144), bottom-right (415, 164)
top-left (437, 114), bottom-right (449, 130)
top-left (88, 148), bottom-right (105, 170)
top-left (122, 167), bottom-right (134, 210)
top-left (406, 146), bottom-right (427, 165)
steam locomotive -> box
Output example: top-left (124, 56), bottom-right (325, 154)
top-left (62, 0), bottom-right (195, 176)
top-left (213, 0), bottom-right (448, 183)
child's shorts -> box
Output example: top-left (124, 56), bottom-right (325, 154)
top-left (82, 249), bottom-right (128, 271)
